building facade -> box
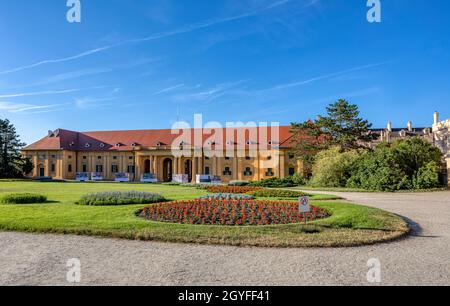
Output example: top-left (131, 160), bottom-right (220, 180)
top-left (22, 126), bottom-right (303, 183)
top-left (22, 113), bottom-right (450, 185)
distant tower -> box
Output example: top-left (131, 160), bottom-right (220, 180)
top-left (407, 121), bottom-right (413, 132)
top-left (387, 121), bottom-right (392, 132)
top-left (434, 111), bottom-right (440, 125)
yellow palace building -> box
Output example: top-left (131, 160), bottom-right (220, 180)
top-left (22, 126), bottom-right (302, 183)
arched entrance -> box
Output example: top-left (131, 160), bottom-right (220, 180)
top-left (184, 159), bottom-right (193, 182)
top-left (162, 158), bottom-right (173, 182)
top-left (144, 159), bottom-right (151, 173)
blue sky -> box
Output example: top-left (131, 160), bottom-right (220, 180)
top-left (0, 0), bottom-right (449, 144)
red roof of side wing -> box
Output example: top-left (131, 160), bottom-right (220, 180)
top-left (22, 126), bottom-right (295, 151)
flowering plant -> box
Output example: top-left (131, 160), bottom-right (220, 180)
top-left (140, 199), bottom-right (328, 226)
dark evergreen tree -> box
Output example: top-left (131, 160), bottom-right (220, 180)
top-left (316, 99), bottom-right (378, 150)
top-left (0, 119), bottom-right (30, 178)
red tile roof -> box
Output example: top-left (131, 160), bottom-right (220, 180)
top-left (23, 126), bottom-right (295, 151)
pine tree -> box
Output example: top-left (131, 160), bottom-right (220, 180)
top-left (316, 99), bottom-right (378, 150)
top-left (0, 119), bottom-right (30, 178)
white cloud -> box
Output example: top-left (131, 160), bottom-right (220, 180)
top-left (0, 86), bottom-right (107, 99)
top-left (0, 101), bottom-right (58, 113)
top-left (0, 0), bottom-right (293, 75)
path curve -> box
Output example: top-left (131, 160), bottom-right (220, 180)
top-left (1, 191), bottom-right (449, 285)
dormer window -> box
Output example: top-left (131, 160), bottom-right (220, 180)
top-left (69, 142), bottom-right (75, 147)
top-left (115, 143), bottom-right (123, 147)
top-left (226, 140), bottom-right (235, 145)
top-left (131, 143), bottom-right (139, 147)
top-left (99, 143), bottom-right (105, 148)
top-left (207, 141), bottom-right (216, 146)
top-left (156, 142), bottom-right (162, 147)
top-left (84, 143), bottom-right (91, 148)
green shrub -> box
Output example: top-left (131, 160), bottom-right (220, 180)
top-left (249, 174), bottom-right (307, 188)
top-left (412, 161), bottom-right (442, 189)
top-left (1, 193), bottom-right (48, 204)
top-left (247, 189), bottom-right (309, 198)
top-left (347, 138), bottom-right (443, 191)
top-left (228, 180), bottom-right (250, 186)
top-left (347, 147), bottom-right (410, 191)
top-left (77, 191), bottom-right (165, 206)
top-left (309, 147), bottom-right (360, 188)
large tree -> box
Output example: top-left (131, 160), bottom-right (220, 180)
top-left (0, 119), bottom-right (31, 178)
top-left (316, 99), bottom-right (378, 150)
top-left (289, 120), bottom-right (330, 165)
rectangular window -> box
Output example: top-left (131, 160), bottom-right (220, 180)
top-left (289, 168), bottom-right (296, 176)
top-left (96, 165), bottom-right (103, 173)
top-left (266, 168), bottom-right (274, 176)
top-left (82, 164), bottom-right (88, 172)
top-left (129, 156), bottom-right (133, 160)
top-left (245, 156), bottom-right (251, 160)
top-left (98, 156), bottom-right (102, 160)
top-left (113, 156), bottom-right (118, 160)
top-left (83, 156), bottom-right (87, 160)
top-left (68, 164), bottom-right (73, 173)
top-left (223, 167), bottom-right (232, 176)
top-left (111, 165), bottom-right (119, 173)
top-left (244, 167), bottom-right (253, 176)
top-left (51, 164), bottom-right (55, 172)
top-left (205, 167), bottom-right (210, 175)
top-left (127, 165), bottom-right (135, 174)
top-left (225, 157), bottom-right (230, 160)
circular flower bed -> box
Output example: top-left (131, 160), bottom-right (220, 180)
top-left (199, 193), bottom-right (254, 200)
top-left (140, 199), bottom-right (329, 226)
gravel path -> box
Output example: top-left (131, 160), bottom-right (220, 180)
top-left (1, 191), bottom-right (449, 286)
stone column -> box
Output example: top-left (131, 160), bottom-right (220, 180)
top-left (232, 155), bottom-right (238, 180)
top-left (153, 156), bottom-right (158, 176)
top-left (192, 157), bottom-right (198, 183)
top-left (216, 156), bottom-right (222, 177)
top-left (279, 151), bottom-right (286, 179)
top-left (173, 157), bottom-right (178, 175)
top-left (135, 155), bottom-right (141, 182)
top-left (237, 157), bottom-right (243, 180)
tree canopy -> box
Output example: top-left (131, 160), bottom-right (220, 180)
top-left (290, 99), bottom-right (378, 167)
top-left (0, 119), bottom-right (32, 178)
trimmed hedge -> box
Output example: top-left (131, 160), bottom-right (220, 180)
top-left (199, 193), bottom-right (254, 200)
top-left (77, 191), bottom-right (165, 206)
top-left (228, 180), bottom-right (250, 186)
top-left (205, 186), bottom-right (263, 194)
top-left (247, 189), bottom-right (309, 198)
top-left (0, 193), bottom-right (48, 204)
top-left (249, 174), bottom-right (306, 188)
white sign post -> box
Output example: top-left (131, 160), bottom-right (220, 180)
top-left (299, 196), bottom-right (310, 213)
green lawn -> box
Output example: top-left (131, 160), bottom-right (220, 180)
top-left (0, 181), bottom-right (409, 247)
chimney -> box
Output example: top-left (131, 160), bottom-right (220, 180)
top-left (407, 121), bottom-right (413, 132)
top-left (387, 121), bottom-right (392, 132)
top-left (434, 111), bottom-right (439, 125)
